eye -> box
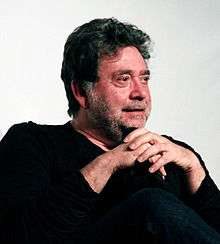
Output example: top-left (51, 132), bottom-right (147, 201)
top-left (117, 74), bottom-right (130, 81)
top-left (113, 74), bottom-right (131, 87)
top-left (140, 75), bottom-right (150, 84)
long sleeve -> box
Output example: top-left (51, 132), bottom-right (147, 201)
top-left (0, 123), bottom-right (99, 243)
top-left (186, 174), bottom-right (220, 233)
top-left (165, 135), bottom-right (220, 233)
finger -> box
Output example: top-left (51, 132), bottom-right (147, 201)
top-left (149, 155), bottom-right (167, 177)
top-left (128, 131), bottom-right (166, 150)
top-left (128, 132), bottom-right (153, 150)
top-left (159, 167), bottom-right (167, 177)
top-left (148, 154), bottom-right (161, 163)
top-left (123, 128), bottom-right (148, 142)
top-left (133, 142), bottom-right (151, 158)
top-left (128, 132), bottom-right (168, 150)
top-left (149, 152), bottom-right (171, 173)
top-left (137, 143), bottom-right (168, 162)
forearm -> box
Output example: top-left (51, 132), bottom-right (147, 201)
top-left (185, 162), bottom-right (206, 194)
top-left (0, 170), bottom-right (99, 243)
top-left (80, 153), bottom-right (116, 193)
top-left (181, 148), bottom-right (206, 194)
top-left (186, 174), bottom-right (220, 233)
top-left (80, 141), bottom-right (149, 193)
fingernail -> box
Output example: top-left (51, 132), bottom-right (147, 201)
top-left (137, 157), bottom-right (144, 162)
top-left (129, 143), bottom-right (136, 149)
top-left (149, 167), bottom-right (154, 173)
top-left (123, 137), bottom-right (129, 142)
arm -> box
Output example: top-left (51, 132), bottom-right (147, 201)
top-left (123, 129), bottom-right (220, 233)
top-left (80, 141), bottom-right (152, 193)
top-left (0, 123), bottom-right (153, 242)
top-left (0, 123), bottom-right (99, 242)
top-left (174, 138), bottom-right (220, 233)
top-left (186, 174), bottom-right (220, 233)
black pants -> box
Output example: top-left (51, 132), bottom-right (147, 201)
top-left (82, 188), bottom-right (220, 244)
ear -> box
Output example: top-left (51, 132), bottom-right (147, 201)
top-left (71, 81), bottom-right (87, 109)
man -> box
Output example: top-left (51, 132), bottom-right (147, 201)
top-left (0, 18), bottom-right (220, 243)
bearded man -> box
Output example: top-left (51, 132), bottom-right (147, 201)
top-left (1, 18), bottom-right (220, 243)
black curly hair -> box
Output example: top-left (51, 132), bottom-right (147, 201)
top-left (61, 18), bottom-right (152, 117)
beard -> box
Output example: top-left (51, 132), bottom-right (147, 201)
top-left (87, 92), bottom-right (150, 145)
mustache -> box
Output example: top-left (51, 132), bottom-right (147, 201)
top-left (122, 104), bottom-right (146, 111)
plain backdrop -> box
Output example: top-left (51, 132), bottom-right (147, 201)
top-left (1, 0), bottom-right (219, 186)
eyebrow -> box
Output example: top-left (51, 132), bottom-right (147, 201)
top-left (113, 69), bottom-right (150, 77)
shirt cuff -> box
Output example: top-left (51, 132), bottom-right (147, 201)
top-left (187, 174), bottom-right (220, 210)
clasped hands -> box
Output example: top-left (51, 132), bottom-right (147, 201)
top-left (109, 128), bottom-right (205, 191)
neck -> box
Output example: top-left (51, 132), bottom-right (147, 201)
top-left (71, 118), bottom-right (116, 150)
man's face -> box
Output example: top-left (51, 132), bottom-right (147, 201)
top-left (87, 46), bottom-right (152, 143)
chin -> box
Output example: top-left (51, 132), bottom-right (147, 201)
top-left (125, 117), bottom-right (147, 127)
top-left (121, 114), bottom-right (148, 128)
top-left (122, 122), bottom-right (146, 130)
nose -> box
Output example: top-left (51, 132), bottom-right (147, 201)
top-left (129, 78), bottom-right (150, 101)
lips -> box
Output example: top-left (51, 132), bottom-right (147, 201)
top-left (122, 108), bottom-right (145, 112)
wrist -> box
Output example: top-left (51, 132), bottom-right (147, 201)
top-left (98, 152), bottom-right (117, 174)
top-left (185, 161), bottom-right (206, 194)
top-left (184, 150), bottom-right (202, 172)
top-left (80, 153), bottom-right (116, 193)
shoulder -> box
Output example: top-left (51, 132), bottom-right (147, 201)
top-left (0, 121), bottom-right (75, 171)
top-left (0, 121), bottom-right (74, 154)
top-left (2, 121), bottom-right (71, 140)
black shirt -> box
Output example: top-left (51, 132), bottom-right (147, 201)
top-left (0, 121), bottom-right (220, 243)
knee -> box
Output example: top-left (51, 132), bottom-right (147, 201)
top-left (133, 188), bottom-right (188, 223)
top-left (134, 188), bottom-right (179, 206)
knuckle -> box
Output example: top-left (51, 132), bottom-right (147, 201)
top-left (161, 153), bottom-right (169, 162)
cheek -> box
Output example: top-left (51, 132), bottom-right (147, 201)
top-left (108, 90), bottom-right (127, 108)
top-left (148, 93), bottom-right (152, 104)
top-left (145, 85), bottom-right (151, 100)
top-left (96, 83), bottom-right (130, 111)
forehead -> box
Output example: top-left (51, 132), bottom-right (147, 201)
top-left (98, 46), bottom-right (148, 75)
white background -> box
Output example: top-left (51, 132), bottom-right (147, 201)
top-left (1, 0), bottom-right (219, 186)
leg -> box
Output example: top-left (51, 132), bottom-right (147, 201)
top-left (82, 188), bottom-right (220, 244)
